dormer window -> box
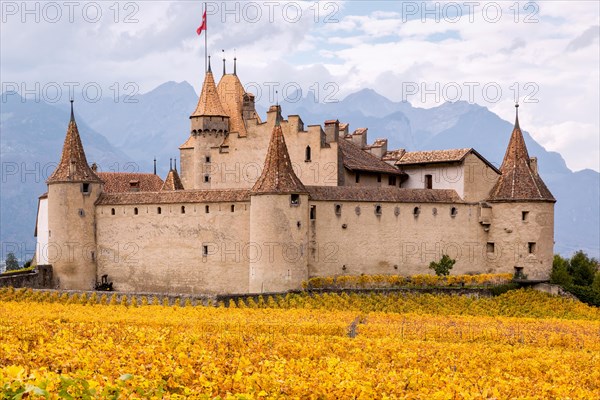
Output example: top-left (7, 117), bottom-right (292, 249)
top-left (290, 194), bottom-right (300, 206)
top-left (129, 180), bottom-right (140, 192)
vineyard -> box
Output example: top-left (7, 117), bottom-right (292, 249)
top-left (1, 288), bottom-right (599, 399)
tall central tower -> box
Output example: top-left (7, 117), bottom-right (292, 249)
top-left (180, 59), bottom-right (230, 189)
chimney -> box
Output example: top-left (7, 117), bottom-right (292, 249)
top-left (529, 157), bottom-right (538, 174)
top-left (91, 163), bottom-right (98, 172)
top-left (324, 119), bottom-right (339, 143)
top-left (352, 128), bottom-right (368, 148)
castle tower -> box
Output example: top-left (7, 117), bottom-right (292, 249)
top-left (249, 106), bottom-right (309, 293)
top-left (180, 58), bottom-right (230, 189)
top-left (487, 105), bottom-right (555, 279)
top-left (46, 101), bottom-right (103, 289)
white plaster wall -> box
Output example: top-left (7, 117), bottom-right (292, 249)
top-left (35, 198), bottom-right (49, 265)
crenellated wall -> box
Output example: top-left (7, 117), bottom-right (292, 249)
top-left (187, 113), bottom-right (340, 190)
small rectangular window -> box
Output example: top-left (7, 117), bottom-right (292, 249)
top-left (522, 211), bottom-right (529, 221)
top-left (486, 242), bottom-right (495, 253)
top-left (334, 204), bottom-right (342, 216)
top-left (310, 205), bottom-right (316, 220)
top-left (202, 245), bottom-right (209, 256)
top-left (377, 174), bottom-right (382, 183)
top-left (205, 205), bottom-right (210, 213)
top-left (425, 175), bottom-right (433, 189)
top-left (205, 156), bottom-right (211, 163)
top-left (528, 242), bottom-right (536, 254)
top-left (375, 204), bottom-right (382, 215)
top-left (231, 204), bottom-right (235, 212)
top-left (82, 183), bottom-right (90, 194)
top-left (355, 173), bottom-right (360, 183)
top-left (290, 194), bottom-right (300, 206)
top-left (388, 176), bottom-right (397, 186)
top-left (204, 175), bottom-right (210, 183)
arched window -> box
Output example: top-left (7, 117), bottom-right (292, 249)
top-left (305, 145), bottom-right (311, 162)
top-left (111, 208), bottom-right (115, 215)
top-left (134, 207), bottom-right (138, 215)
top-left (181, 206), bottom-right (186, 214)
top-left (450, 207), bottom-right (458, 217)
top-left (157, 207), bottom-right (162, 215)
top-left (413, 207), bottom-right (420, 217)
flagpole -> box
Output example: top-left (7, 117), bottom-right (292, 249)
top-left (204, 2), bottom-right (207, 73)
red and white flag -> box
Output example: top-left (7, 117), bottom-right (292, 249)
top-left (196, 10), bottom-right (207, 35)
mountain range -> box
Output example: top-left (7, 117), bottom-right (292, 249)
top-left (1, 82), bottom-right (598, 263)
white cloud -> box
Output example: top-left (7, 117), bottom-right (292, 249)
top-left (1, 0), bottom-right (598, 172)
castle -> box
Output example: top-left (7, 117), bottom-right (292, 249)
top-left (34, 58), bottom-right (555, 294)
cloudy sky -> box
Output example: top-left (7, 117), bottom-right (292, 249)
top-left (1, 1), bottom-right (598, 171)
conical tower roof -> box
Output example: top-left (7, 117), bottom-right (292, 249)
top-left (217, 73), bottom-right (247, 136)
top-left (191, 61), bottom-right (228, 117)
top-left (252, 106), bottom-right (307, 195)
top-left (161, 162), bottom-right (184, 191)
top-left (47, 101), bottom-right (102, 184)
top-left (488, 105), bottom-right (555, 202)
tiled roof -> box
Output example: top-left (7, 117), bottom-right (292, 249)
top-left (217, 74), bottom-right (247, 136)
top-left (96, 189), bottom-right (250, 205)
top-left (161, 169), bottom-right (184, 191)
top-left (338, 139), bottom-right (403, 175)
top-left (396, 148), bottom-right (472, 165)
top-left (252, 109), bottom-right (307, 195)
top-left (179, 135), bottom-right (194, 150)
top-left (95, 186), bottom-right (461, 205)
top-left (191, 69), bottom-right (228, 117)
top-left (47, 103), bottom-right (102, 184)
top-left (97, 172), bottom-right (164, 193)
top-left (488, 109), bottom-right (555, 202)
top-left (382, 149), bottom-right (406, 162)
top-left (307, 186), bottom-right (462, 203)
top-left (396, 148), bottom-right (501, 174)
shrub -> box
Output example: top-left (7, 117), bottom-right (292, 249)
top-left (568, 251), bottom-right (598, 287)
top-left (428, 255), bottom-right (456, 277)
top-left (551, 255), bottom-right (573, 286)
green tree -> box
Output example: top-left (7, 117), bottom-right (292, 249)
top-left (592, 272), bottom-right (600, 292)
top-left (567, 251), bottom-right (598, 286)
top-left (5, 252), bottom-right (19, 271)
top-left (429, 254), bottom-right (456, 276)
top-left (550, 254), bottom-right (572, 286)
